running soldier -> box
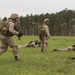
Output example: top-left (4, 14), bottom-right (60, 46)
top-left (0, 13), bottom-right (23, 61)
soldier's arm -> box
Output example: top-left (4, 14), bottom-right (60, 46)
top-left (8, 22), bottom-right (19, 35)
top-left (44, 25), bottom-right (50, 39)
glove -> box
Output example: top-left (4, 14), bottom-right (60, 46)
top-left (18, 32), bottom-right (23, 37)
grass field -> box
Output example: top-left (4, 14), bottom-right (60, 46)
top-left (0, 36), bottom-right (75, 75)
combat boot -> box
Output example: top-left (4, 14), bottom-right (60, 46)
top-left (69, 56), bottom-right (75, 60)
top-left (41, 50), bottom-right (44, 52)
top-left (14, 56), bottom-right (18, 61)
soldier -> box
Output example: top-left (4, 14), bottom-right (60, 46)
top-left (39, 18), bottom-right (50, 52)
top-left (0, 13), bottom-right (23, 61)
top-left (53, 45), bottom-right (75, 60)
top-left (18, 40), bottom-right (41, 48)
top-left (53, 44), bottom-right (75, 51)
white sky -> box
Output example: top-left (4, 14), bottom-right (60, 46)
top-left (0, 0), bottom-right (75, 18)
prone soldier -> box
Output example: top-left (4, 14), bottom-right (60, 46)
top-left (53, 45), bottom-right (75, 60)
top-left (18, 40), bottom-right (41, 48)
top-left (53, 44), bottom-right (75, 51)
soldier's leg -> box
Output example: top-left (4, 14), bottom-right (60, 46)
top-left (12, 45), bottom-right (18, 61)
top-left (41, 40), bottom-right (45, 52)
top-left (44, 40), bottom-right (48, 51)
top-left (18, 44), bottom-right (28, 48)
top-left (6, 37), bottom-right (18, 61)
top-left (53, 48), bottom-right (69, 51)
top-left (0, 40), bottom-right (8, 55)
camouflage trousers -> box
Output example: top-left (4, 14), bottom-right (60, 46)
top-left (18, 44), bottom-right (27, 48)
top-left (0, 35), bottom-right (18, 57)
top-left (41, 38), bottom-right (48, 52)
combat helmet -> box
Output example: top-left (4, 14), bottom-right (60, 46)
top-left (44, 18), bottom-right (49, 23)
top-left (10, 13), bottom-right (19, 19)
top-left (34, 40), bottom-right (38, 45)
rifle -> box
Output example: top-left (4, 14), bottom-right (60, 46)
top-left (14, 25), bottom-right (23, 40)
top-left (17, 33), bottom-right (23, 40)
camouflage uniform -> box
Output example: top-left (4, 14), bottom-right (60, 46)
top-left (18, 40), bottom-right (39, 48)
top-left (0, 13), bottom-right (21, 61)
top-left (40, 18), bottom-right (50, 52)
top-left (53, 45), bottom-right (75, 51)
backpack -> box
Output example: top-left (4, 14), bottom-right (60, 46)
top-left (0, 21), bottom-right (9, 30)
top-left (38, 24), bottom-right (45, 40)
top-left (0, 21), bottom-right (9, 35)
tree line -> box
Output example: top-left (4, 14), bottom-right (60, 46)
top-left (1, 8), bottom-right (75, 36)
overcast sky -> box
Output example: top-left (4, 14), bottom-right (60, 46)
top-left (0, 0), bottom-right (75, 18)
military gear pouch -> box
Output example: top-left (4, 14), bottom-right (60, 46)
top-left (0, 21), bottom-right (13, 36)
top-left (38, 25), bottom-right (46, 40)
